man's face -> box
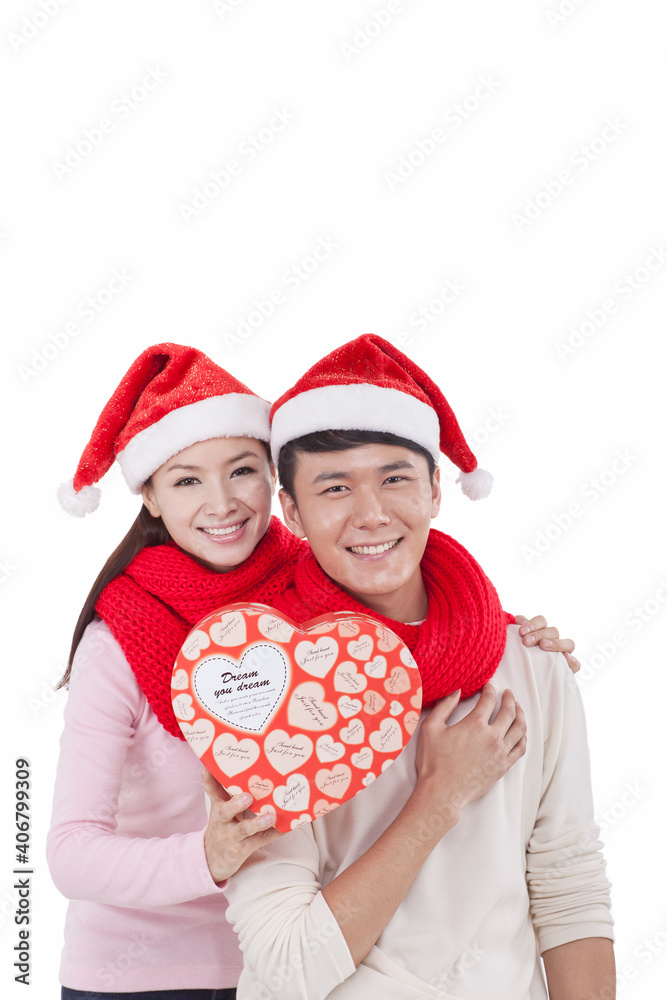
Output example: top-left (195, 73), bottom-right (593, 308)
top-left (280, 443), bottom-right (441, 618)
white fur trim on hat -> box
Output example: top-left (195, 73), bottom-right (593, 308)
top-left (117, 394), bottom-right (271, 493)
top-left (456, 467), bottom-right (493, 500)
top-left (271, 384), bottom-right (440, 465)
top-left (57, 480), bottom-right (102, 517)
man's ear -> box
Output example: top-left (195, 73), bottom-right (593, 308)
top-left (279, 487), bottom-right (307, 539)
top-left (431, 466), bottom-right (441, 519)
top-left (141, 482), bottom-right (160, 518)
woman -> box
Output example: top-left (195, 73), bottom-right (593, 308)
top-left (48, 343), bottom-right (298, 999)
top-left (47, 341), bottom-right (576, 1000)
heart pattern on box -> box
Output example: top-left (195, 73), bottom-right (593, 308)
top-left (172, 603), bottom-right (422, 833)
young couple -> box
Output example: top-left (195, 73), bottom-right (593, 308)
top-left (48, 336), bottom-right (613, 1000)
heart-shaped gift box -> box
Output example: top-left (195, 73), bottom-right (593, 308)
top-left (172, 603), bottom-right (422, 832)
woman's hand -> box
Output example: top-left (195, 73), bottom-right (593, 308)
top-left (415, 684), bottom-right (527, 825)
top-left (202, 768), bottom-right (283, 883)
top-left (515, 614), bottom-right (580, 673)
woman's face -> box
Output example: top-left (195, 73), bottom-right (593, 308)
top-left (141, 437), bottom-right (275, 572)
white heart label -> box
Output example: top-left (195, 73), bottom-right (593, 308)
top-left (375, 626), bottom-right (400, 652)
top-left (181, 630), bottom-right (210, 661)
top-left (350, 746), bottom-right (373, 770)
top-left (288, 682), bottom-right (338, 731)
top-left (315, 764), bottom-right (352, 799)
top-left (294, 637), bottom-right (339, 678)
top-left (172, 693), bottom-right (195, 721)
top-left (211, 734), bottom-right (260, 777)
top-left (316, 735), bottom-right (346, 762)
top-left (400, 645), bottom-right (417, 668)
top-left (291, 813), bottom-right (312, 829)
top-left (340, 718), bottom-right (365, 745)
top-left (369, 718), bottom-right (403, 753)
top-left (365, 655), bottom-right (387, 678)
top-left (273, 773), bottom-right (311, 812)
top-left (258, 614), bottom-right (295, 643)
top-left (179, 719), bottom-right (215, 757)
top-left (193, 644), bottom-right (288, 733)
top-left (333, 661), bottom-right (368, 694)
top-left (347, 635), bottom-right (374, 660)
top-left (172, 668), bottom-right (189, 690)
top-left (210, 611), bottom-right (247, 647)
top-left (337, 696), bottom-right (362, 719)
top-left (264, 729), bottom-right (314, 775)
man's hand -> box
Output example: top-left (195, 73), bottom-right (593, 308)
top-left (515, 614), bottom-right (580, 673)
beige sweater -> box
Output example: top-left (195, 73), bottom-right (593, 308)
top-left (225, 626), bottom-right (614, 999)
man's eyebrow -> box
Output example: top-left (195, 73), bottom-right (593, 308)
top-left (311, 460), bottom-right (415, 485)
top-left (378, 461), bottom-right (415, 473)
top-left (311, 470), bottom-right (351, 485)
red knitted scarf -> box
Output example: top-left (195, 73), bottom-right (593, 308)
top-left (271, 529), bottom-right (514, 707)
top-left (95, 516), bottom-right (306, 738)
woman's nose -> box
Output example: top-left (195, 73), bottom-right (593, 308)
top-left (202, 483), bottom-right (238, 517)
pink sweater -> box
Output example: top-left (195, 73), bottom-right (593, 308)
top-left (46, 620), bottom-right (241, 992)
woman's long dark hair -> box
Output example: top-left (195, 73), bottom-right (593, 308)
top-left (57, 503), bottom-right (170, 689)
top-left (57, 440), bottom-right (274, 689)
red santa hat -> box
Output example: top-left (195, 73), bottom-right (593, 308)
top-left (270, 333), bottom-right (492, 499)
top-left (58, 342), bottom-right (271, 517)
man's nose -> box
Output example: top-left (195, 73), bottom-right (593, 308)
top-left (349, 487), bottom-right (390, 531)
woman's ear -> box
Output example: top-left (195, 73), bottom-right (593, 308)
top-left (279, 488), bottom-right (306, 539)
top-left (269, 462), bottom-right (278, 495)
top-left (141, 482), bottom-right (160, 518)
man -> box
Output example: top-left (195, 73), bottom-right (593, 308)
top-left (223, 335), bottom-right (615, 999)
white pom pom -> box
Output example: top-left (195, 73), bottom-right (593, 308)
top-left (456, 467), bottom-right (493, 500)
top-left (57, 479), bottom-right (101, 517)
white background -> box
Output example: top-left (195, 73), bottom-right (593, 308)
top-left (2, 1), bottom-right (666, 996)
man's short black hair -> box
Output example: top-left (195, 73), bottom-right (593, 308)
top-left (278, 429), bottom-right (436, 500)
